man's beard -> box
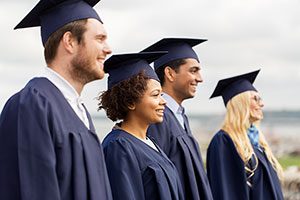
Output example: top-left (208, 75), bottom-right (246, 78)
top-left (70, 52), bottom-right (102, 85)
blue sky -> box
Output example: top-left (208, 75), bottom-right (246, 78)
top-left (1, 0), bottom-right (300, 115)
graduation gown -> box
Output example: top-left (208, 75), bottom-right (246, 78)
top-left (0, 78), bottom-right (112, 200)
top-left (206, 130), bottom-right (284, 200)
top-left (102, 129), bottom-right (184, 200)
top-left (147, 107), bottom-right (213, 200)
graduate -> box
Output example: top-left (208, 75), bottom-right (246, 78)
top-left (143, 38), bottom-right (213, 200)
top-left (98, 52), bottom-right (184, 200)
top-left (207, 69), bottom-right (284, 200)
top-left (0, 0), bottom-right (112, 199)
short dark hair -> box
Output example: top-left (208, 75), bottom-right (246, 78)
top-left (156, 58), bottom-right (187, 86)
top-left (98, 72), bottom-right (150, 121)
top-left (44, 19), bottom-right (88, 64)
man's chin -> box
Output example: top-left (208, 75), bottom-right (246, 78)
top-left (184, 94), bottom-right (195, 100)
top-left (97, 73), bottom-right (105, 80)
top-left (93, 70), bottom-right (105, 80)
top-left (189, 92), bottom-right (196, 98)
top-left (85, 74), bottom-right (104, 84)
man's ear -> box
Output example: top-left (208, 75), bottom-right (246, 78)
top-left (61, 31), bottom-right (77, 54)
top-left (164, 66), bottom-right (176, 82)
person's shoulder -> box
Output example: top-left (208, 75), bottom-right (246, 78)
top-left (102, 129), bottom-right (140, 161)
top-left (163, 106), bottom-right (173, 118)
top-left (5, 77), bottom-right (46, 97)
top-left (25, 77), bottom-right (56, 93)
top-left (13, 77), bottom-right (54, 99)
top-left (20, 78), bottom-right (57, 103)
top-left (102, 129), bottom-right (133, 149)
top-left (0, 78), bottom-right (56, 122)
top-left (209, 129), bottom-right (234, 148)
top-left (3, 78), bottom-right (51, 107)
top-left (213, 129), bottom-right (229, 138)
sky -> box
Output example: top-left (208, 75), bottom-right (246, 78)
top-left (0, 0), bottom-right (300, 115)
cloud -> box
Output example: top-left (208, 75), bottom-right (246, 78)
top-left (1, 0), bottom-right (299, 114)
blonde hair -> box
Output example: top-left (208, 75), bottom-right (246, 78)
top-left (222, 91), bottom-right (284, 181)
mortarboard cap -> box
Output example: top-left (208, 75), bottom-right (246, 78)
top-left (141, 38), bottom-right (207, 70)
top-left (104, 52), bottom-right (168, 89)
top-left (14, 0), bottom-right (102, 45)
top-left (210, 69), bottom-right (260, 106)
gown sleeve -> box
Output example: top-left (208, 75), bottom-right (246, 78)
top-left (206, 131), bottom-right (249, 200)
top-left (0, 88), bottom-right (61, 200)
top-left (103, 139), bottom-right (145, 200)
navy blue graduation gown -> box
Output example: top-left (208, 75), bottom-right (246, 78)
top-left (147, 107), bottom-right (213, 200)
top-left (102, 129), bottom-right (184, 200)
top-left (0, 78), bottom-right (112, 200)
top-left (206, 130), bottom-right (284, 200)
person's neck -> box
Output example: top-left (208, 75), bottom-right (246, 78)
top-left (121, 117), bottom-right (148, 140)
top-left (163, 87), bottom-right (183, 105)
top-left (64, 77), bottom-right (84, 95)
top-left (48, 64), bottom-right (84, 95)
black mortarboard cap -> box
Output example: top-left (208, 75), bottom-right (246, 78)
top-left (104, 52), bottom-right (168, 89)
top-left (141, 38), bottom-right (207, 70)
top-left (14, 0), bottom-right (102, 45)
top-left (210, 69), bottom-right (260, 106)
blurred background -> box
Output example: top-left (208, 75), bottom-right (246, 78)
top-left (1, 0), bottom-right (299, 198)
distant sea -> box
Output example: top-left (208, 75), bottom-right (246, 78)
top-left (93, 110), bottom-right (300, 158)
top-left (92, 110), bottom-right (300, 142)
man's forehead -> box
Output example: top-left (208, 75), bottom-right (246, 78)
top-left (182, 58), bottom-right (201, 68)
top-left (85, 18), bottom-right (107, 35)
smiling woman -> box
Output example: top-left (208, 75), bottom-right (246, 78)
top-left (97, 52), bottom-right (184, 200)
top-left (207, 70), bottom-right (284, 200)
top-left (249, 91), bottom-right (264, 123)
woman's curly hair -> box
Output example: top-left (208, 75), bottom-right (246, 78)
top-left (98, 72), bottom-right (150, 121)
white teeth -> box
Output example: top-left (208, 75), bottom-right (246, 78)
top-left (156, 110), bottom-right (164, 114)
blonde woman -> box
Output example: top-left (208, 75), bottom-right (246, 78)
top-left (207, 70), bottom-right (284, 200)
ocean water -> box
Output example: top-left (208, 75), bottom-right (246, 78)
top-left (92, 110), bottom-right (300, 156)
top-left (93, 111), bottom-right (300, 139)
